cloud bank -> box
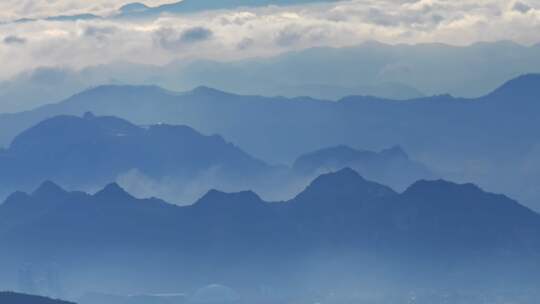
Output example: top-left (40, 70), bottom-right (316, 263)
top-left (0, 0), bottom-right (539, 79)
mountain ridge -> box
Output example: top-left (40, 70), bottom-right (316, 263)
top-left (1, 73), bottom-right (540, 209)
top-left (2, 168), bottom-right (540, 295)
top-left (116, 0), bottom-right (342, 17)
top-left (0, 113), bottom-right (270, 204)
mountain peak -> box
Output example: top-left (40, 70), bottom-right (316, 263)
top-left (94, 183), bottom-right (133, 200)
top-left (304, 167), bottom-right (372, 191)
top-left (32, 180), bottom-right (66, 198)
top-left (294, 168), bottom-right (396, 204)
top-left (195, 189), bottom-right (265, 209)
top-left (119, 2), bottom-right (149, 13)
top-left (189, 86), bottom-right (230, 97)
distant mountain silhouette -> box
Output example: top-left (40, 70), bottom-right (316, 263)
top-left (293, 145), bottom-right (434, 190)
top-left (0, 113), bottom-right (436, 203)
top-left (0, 113), bottom-right (269, 202)
top-left (4, 41), bottom-right (540, 113)
top-left (1, 169), bottom-right (540, 295)
top-left (15, 0), bottom-right (340, 23)
top-left (273, 82), bottom-right (424, 100)
top-left (119, 3), bottom-right (150, 14)
top-left (1, 74), bottom-right (540, 208)
top-left (291, 168), bottom-right (396, 208)
top-left (116, 0), bottom-right (341, 17)
top-left (6, 41), bottom-right (540, 113)
top-left (0, 292), bottom-right (75, 304)
top-left (155, 41), bottom-right (540, 99)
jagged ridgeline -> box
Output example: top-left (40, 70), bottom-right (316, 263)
top-left (1, 168), bottom-right (540, 298)
top-left (0, 112), bottom-right (270, 203)
top-left (0, 112), bottom-right (433, 204)
top-left (1, 0), bottom-right (540, 302)
top-left (0, 74), bottom-right (540, 208)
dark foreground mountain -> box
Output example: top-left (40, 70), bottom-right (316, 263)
top-left (0, 292), bottom-right (75, 304)
top-left (1, 74), bottom-right (539, 208)
top-left (0, 113), bottom-right (269, 203)
top-left (1, 169), bottom-right (539, 301)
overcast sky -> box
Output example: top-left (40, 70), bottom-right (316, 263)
top-left (0, 0), bottom-right (539, 79)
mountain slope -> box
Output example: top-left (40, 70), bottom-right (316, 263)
top-left (0, 292), bottom-right (75, 304)
top-left (2, 74), bottom-right (539, 162)
top-left (0, 112), bottom-right (269, 203)
top-left (487, 73), bottom-right (540, 103)
top-left (0, 74), bottom-right (540, 209)
top-left (1, 169), bottom-right (540, 296)
top-left (4, 41), bottom-right (540, 113)
top-left (0, 113), bottom-right (436, 204)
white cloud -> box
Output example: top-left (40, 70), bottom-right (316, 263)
top-left (0, 0), bottom-right (539, 79)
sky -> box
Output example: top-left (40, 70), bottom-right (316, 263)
top-left (0, 0), bottom-right (539, 79)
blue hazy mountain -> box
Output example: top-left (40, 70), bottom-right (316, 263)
top-left (0, 292), bottom-right (75, 304)
top-left (0, 112), bottom-right (269, 202)
top-left (15, 0), bottom-right (339, 23)
top-left (0, 112), bottom-right (434, 203)
top-left (1, 169), bottom-right (539, 298)
top-left (116, 0), bottom-right (340, 17)
top-left (293, 145), bottom-right (434, 191)
top-left (1, 73), bottom-right (538, 160)
top-left (271, 82), bottom-right (424, 100)
top-left (1, 74), bottom-right (540, 207)
top-left (109, 40), bottom-right (540, 98)
top-left (5, 41), bottom-right (540, 113)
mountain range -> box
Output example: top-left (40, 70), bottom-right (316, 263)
top-left (293, 145), bottom-right (434, 191)
top-left (2, 0), bottom-right (538, 302)
top-left (0, 113), bottom-right (270, 203)
top-left (10, 0), bottom-right (340, 24)
top-left (162, 40), bottom-right (540, 98)
top-left (3, 74), bottom-right (539, 160)
top-left (117, 0), bottom-right (341, 18)
top-left (3, 41), bottom-right (540, 113)
top-left (0, 74), bottom-right (539, 208)
top-left (1, 169), bottom-right (539, 299)
top-left (0, 112), bottom-right (430, 203)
